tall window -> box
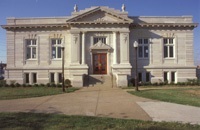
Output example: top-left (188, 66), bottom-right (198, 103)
top-left (93, 37), bottom-right (106, 44)
top-left (146, 72), bottom-right (150, 82)
top-left (164, 72), bottom-right (168, 82)
top-left (26, 39), bottom-right (37, 59)
top-left (58, 73), bottom-right (62, 83)
top-left (171, 72), bottom-right (176, 83)
top-left (50, 73), bottom-right (55, 83)
top-left (138, 38), bottom-right (149, 58)
top-left (138, 72), bottom-right (142, 82)
top-left (164, 38), bottom-right (174, 58)
top-left (51, 39), bottom-right (62, 59)
top-left (32, 73), bottom-right (37, 84)
top-left (25, 73), bottom-right (29, 84)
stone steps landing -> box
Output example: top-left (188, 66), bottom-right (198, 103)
top-left (87, 75), bottom-right (114, 87)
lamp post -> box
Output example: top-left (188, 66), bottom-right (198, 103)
top-left (61, 42), bottom-right (65, 92)
top-left (134, 41), bottom-right (139, 91)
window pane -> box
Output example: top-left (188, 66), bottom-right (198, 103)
top-left (94, 37), bottom-right (106, 44)
top-left (164, 39), bottom-right (167, 44)
top-left (57, 47), bottom-right (62, 58)
top-left (144, 46), bottom-right (148, 58)
top-left (144, 39), bottom-right (148, 44)
top-left (164, 72), bottom-right (168, 82)
top-left (25, 73), bottom-right (29, 84)
top-left (169, 39), bottom-right (173, 44)
top-left (57, 39), bottom-right (62, 44)
top-left (94, 38), bottom-right (97, 44)
top-left (33, 73), bottom-right (37, 83)
top-left (32, 47), bottom-right (36, 59)
top-left (58, 73), bottom-right (62, 83)
top-left (27, 47), bottom-right (31, 59)
top-left (171, 72), bottom-right (175, 82)
top-left (164, 46), bottom-right (168, 58)
top-left (169, 46), bottom-right (174, 57)
top-left (50, 73), bottom-right (54, 83)
top-left (52, 39), bottom-right (56, 45)
top-left (52, 47), bottom-right (56, 58)
top-left (26, 40), bottom-right (31, 46)
top-left (146, 72), bottom-right (150, 82)
top-left (138, 46), bottom-right (143, 57)
top-left (32, 40), bottom-right (36, 45)
top-left (138, 39), bottom-right (143, 44)
top-left (138, 72), bottom-right (142, 82)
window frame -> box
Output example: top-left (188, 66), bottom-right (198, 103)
top-left (51, 38), bottom-right (62, 59)
top-left (163, 38), bottom-right (175, 58)
top-left (93, 37), bottom-right (106, 44)
top-left (26, 39), bottom-right (37, 60)
top-left (138, 38), bottom-right (149, 59)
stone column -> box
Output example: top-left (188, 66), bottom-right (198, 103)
top-left (81, 32), bottom-right (85, 65)
top-left (120, 32), bottom-right (130, 64)
top-left (55, 73), bottom-right (58, 84)
top-left (113, 32), bottom-right (117, 64)
top-left (71, 32), bottom-right (80, 65)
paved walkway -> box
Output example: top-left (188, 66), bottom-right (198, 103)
top-left (0, 86), bottom-right (200, 125)
top-left (0, 86), bottom-right (152, 121)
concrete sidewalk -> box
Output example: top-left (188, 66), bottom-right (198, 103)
top-left (0, 86), bottom-right (152, 121)
top-left (0, 86), bottom-right (200, 125)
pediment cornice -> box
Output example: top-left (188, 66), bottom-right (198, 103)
top-left (66, 6), bottom-right (133, 24)
top-left (90, 40), bottom-right (112, 51)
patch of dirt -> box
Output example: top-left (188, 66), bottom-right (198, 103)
top-left (184, 90), bottom-right (200, 97)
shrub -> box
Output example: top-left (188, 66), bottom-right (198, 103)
top-left (33, 84), bottom-right (39, 87)
top-left (10, 84), bottom-right (15, 88)
top-left (46, 83), bottom-right (51, 87)
top-left (50, 83), bottom-right (56, 87)
top-left (5, 84), bottom-right (9, 87)
top-left (27, 84), bottom-right (32, 87)
top-left (15, 83), bottom-right (21, 87)
top-left (141, 82), bottom-right (152, 86)
top-left (65, 79), bottom-right (72, 88)
top-left (152, 82), bottom-right (158, 86)
top-left (56, 84), bottom-right (62, 88)
top-left (129, 78), bottom-right (135, 86)
top-left (0, 80), bottom-right (6, 87)
top-left (39, 83), bottom-right (45, 87)
top-left (22, 84), bottom-right (27, 87)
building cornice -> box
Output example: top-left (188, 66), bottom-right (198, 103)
top-left (1, 23), bottom-right (70, 30)
top-left (131, 23), bottom-right (198, 29)
top-left (1, 22), bottom-right (198, 30)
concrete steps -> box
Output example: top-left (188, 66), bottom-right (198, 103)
top-left (86, 75), bottom-right (115, 87)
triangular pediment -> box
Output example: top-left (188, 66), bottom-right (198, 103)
top-left (90, 40), bottom-right (112, 50)
top-left (66, 6), bottom-right (133, 24)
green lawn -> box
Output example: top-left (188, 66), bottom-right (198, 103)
top-left (0, 87), bottom-right (79, 100)
top-left (129, 87), bottom-right (200, 107)
top-left (0, 112), bottom-right (199, 130)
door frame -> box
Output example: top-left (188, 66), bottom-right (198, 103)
top-left (92, 53), bottom-right (107, 74)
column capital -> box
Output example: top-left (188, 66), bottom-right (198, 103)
top-left (81, 31), bottom-right (87, 34)
top-left (70, 30), bottom-right (81, 34)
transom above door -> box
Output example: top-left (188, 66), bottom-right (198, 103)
top-left (93, 53), bottom-right (107, 74)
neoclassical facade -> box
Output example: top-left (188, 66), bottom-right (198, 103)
top-left (2, 6), bottom-right (198, 87)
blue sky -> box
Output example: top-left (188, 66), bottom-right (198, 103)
top-left (0, 0), bottom-right (199, 65)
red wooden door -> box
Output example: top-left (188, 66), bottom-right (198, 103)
top-left (93, 53), bottom-right (107, 74)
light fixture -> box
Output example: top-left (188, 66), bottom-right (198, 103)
top-left (133, 41), bottom-right (138, 48)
